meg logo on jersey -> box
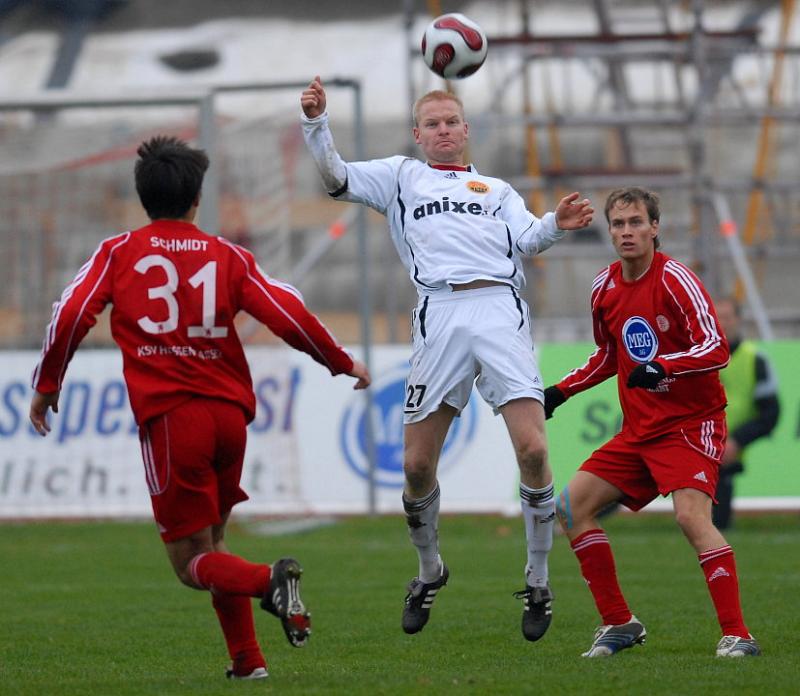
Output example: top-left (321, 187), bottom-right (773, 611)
top-left (622, 316), bottom-right (659, 363)
top-left (340, 365), bottom-right (477, 487)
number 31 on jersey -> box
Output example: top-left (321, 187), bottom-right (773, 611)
top-left (134, 254), bottom-right (228, 338)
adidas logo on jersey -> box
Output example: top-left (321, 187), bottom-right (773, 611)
top-left (693, 471), bottom-right (708, 483)
top-left (413, 196), bottom-right (485, 220)
top-left (444, 171), bottom-right (459, 179)
top-left (606, 279), bottom-right (616, 289)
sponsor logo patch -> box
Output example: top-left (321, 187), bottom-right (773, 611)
top-left (656, 314), bottom-right (670, 332)
top-left (621, 316), bottom-right (658, 363)
top-left (466, 180), bottom-right (490, 194)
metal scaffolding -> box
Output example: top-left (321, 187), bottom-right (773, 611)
top-left (405, 0), bottom-right (800, 338)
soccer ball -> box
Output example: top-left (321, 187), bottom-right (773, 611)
top-left (421, 13), bottom-right (488, 79)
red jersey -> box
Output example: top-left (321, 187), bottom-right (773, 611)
top-left (32, 219), bottom-right (354, 425)
top-left (556, 251), bottom-right (729, 440)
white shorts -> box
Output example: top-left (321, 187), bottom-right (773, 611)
top-left (404, 285), bottom-right (544, 424)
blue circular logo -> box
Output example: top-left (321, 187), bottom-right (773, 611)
top-left (340, 364), bottom-right (478, 487)
top-left (622, 316), bottom-right (658, 363)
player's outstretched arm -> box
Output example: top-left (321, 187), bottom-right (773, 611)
top-left (30, 390), bottom-right (60, 437)
top-left (555, 192), bottom-right (594, 230)
top-left (301, 75), bottom-right (327, 119)
top-left (348, 360), bottom-right (371, 390)
top-left (300, 75), bottom-right (348, 194)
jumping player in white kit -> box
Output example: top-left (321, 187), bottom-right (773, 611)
top-left (300, 76), bottom-right (594, 641)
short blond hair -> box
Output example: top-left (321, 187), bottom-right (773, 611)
top-left (412, 90), bottom-right (464, 126)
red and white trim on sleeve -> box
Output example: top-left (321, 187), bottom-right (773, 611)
top-left (661, 260), bottom-right (726, 373)
top-left (222, 239), bottom-right (350, 374)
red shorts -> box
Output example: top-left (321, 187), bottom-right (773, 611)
top-left (139, 398), bottom-right (249, 542)
top-left (580, 413), bottom-right (726, 511)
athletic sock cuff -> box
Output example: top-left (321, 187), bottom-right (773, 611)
top-left (403, 483), bottom-right (441, 513)
top-left (570, 529), bottom-right (609, 552)
top-left (520, 482), bottom-right (554, 505)
top-left (189, 552), bottom-right (211, 588)
top-left (698, 545), bottom-right (733, 565)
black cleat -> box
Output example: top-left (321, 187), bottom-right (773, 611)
top-left (513, 583), bottom-right (554, 641)
top-left (402, 564), bottom-right (449, 634)
top-left (260, 557), bottom-right (311, 647)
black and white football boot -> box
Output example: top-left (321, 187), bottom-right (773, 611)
top-left (402, 563), bottom-right (449, 634)
top-left (260, 557), bottom-right (311, 647)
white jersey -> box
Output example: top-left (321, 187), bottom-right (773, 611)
top-left (302, 112), bottom-right (564, 295)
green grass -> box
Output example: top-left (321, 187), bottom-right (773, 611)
top-left (1, 514), bottom-right (798, 695)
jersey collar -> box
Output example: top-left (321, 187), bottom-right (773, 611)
top-left (428, 163), bottom-right (472, 172)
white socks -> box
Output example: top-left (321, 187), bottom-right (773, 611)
top-left (403, 484), bottom-right (442, 583)
top-left (520, 482), bottom-right (555, 587)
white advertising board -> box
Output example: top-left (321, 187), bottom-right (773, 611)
top-left (1, 348), bottom-right (519, 519)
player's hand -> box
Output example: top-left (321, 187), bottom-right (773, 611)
top-left (301, 75), bottom-right (327, 119)
top-left (543, 385), bottom-right (566, 420)
top-left (30, 390), bottom-right (60, 437)
top-left (626, 361), bottom-right (666, 389)
top-left (554, 192), bottom-right (594, 230)
top-left (348, 360), bottom-right (371, 390)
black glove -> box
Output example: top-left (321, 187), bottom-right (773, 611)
top-left (543, 386), bottom-right (567, 420)
top-left (626, 361), bottom-right (667, 389)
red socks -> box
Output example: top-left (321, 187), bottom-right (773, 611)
top-left (698, 545), bottom-right (750, 638)
top-left (212, 593), bottom-right (266, 675)
top-left (571, 532), bottom-right (750, 638)
top-left (187, 553), bottom-right (273, 676)
top-left (189, 552), bottom-right (270, 597)
top-left (570, 529), bottom-right (632, 626)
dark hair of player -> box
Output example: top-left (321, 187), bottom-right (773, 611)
top-left (604, 187), bottom-right (661, 250)
top-left (134, 135), bottom-right (209, 220)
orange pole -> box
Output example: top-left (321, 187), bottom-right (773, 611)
top-left (742, 0), bottom-right (795, 247)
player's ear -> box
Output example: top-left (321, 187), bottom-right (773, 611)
top-left (412, 126), bottom-right (421, 144)
top-left (464, 121), bottom-right (469, 139)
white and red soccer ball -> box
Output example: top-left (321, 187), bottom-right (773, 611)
top-left (421, 13), bottom-right (488, 79)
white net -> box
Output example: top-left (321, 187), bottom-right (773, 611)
top-left (0, 99), bottom-right (300, 349)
